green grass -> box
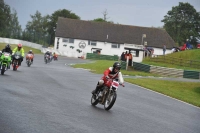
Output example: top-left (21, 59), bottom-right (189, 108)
top-left (166, 49), bottom-right (200, 60)
top-left (0, 43), bottom-right (42, 54)
top-left (125, 78), bottom-right (200, 107)
top-left (72, 60), bottom-right (159, 77)
top-left (143, 49), bottom-right (200, 71)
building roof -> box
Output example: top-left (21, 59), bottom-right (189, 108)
top-left (55, 17), bottom-right (175, 49)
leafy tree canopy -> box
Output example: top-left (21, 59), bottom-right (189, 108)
top-left (47, 9), bottom-right (80, 44)
top-left (92, 18), bottom-right (114, 24)
top-left (162, 2), bottom-right (200, 46)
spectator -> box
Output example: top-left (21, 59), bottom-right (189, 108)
top-left (163, 44), bottom-right (166, 55)
top-left (124, 51), bottom-right (128, 61)
top-left (120, 52), bottom-right (125, 61)
top-left (186, 39), bottom-right (190, 49)
top-left (128, 51), bottom-right (132, 66)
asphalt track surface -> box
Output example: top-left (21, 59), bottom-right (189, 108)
top-left (0, 54), bottom-right (199, 133)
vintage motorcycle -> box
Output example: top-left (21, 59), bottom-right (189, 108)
top-left (91, 79), bottom-right (125, 110)
top-left (0, 52), bottom-right (11, 75)
top-left (53, 54), bottom-right (58, 61)
top-left (44, 54), bottom-right (51, 64)
top-left (26, 53), bottom-right (34, 67)
top-left (12, 52), bottom-right (22, 71)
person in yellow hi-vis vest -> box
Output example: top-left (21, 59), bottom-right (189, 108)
top-left (12, 44), bottom-right (25, 66)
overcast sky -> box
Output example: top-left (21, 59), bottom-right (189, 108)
top-left (5, 0), bottom-right (200, 30)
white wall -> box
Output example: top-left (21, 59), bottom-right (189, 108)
top-left (54, 37), bottom-right (144, 61)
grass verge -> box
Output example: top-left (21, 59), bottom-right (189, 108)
top-left (125, 78), bottom-right (200, 107)
top-left (0, 43), bottom-right (42, 54)
top-left (72, 60), bottom-right (160, 77)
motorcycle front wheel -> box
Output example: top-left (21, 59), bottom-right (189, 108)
top-left (45, 58), bottom-right (47, 64)
top-left (104, 91), bottom-right (117, 110)
top-left (91, 95), bottom-right (98, 106)
top-left (27, 60), bottom-right (31, 67)
top-left (1, 64), bottom-right (6, 75)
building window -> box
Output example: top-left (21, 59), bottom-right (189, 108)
top-left (111, 43), bottom-right (120, 48)
top-left (63, 38), bottom-right (68, 43)
top-left (69, 39), bottom-right (74, 43)
top-left (62, 38), bottom-right (74, 43)
top-left (88, 41), bottom-right (97, 46)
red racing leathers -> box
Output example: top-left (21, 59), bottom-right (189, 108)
top-left (101, 67), bottom-right (124, 86)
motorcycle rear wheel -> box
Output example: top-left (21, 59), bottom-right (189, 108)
top-left (27, 60), bottom-right (31, 67)
top-left (104, 91), bottom-right (117, 110)
top-left (13, 63), bottom-right (17, 71)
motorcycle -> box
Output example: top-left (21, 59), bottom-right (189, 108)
top-left (0, 52), bottom-right (11, 75)
top-left (44, 54), bottom-right (50, 64)
top-left (26, 54), bottom-right (34, 67)
top-left (12, 52), bottom-right (22, 71)
top-left (53, 54), bottom-right (58, 61)
top-left (91, 79), bottom-right (125, 110)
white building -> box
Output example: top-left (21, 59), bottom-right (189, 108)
top-left (54, 17), bottom-right (175, 62)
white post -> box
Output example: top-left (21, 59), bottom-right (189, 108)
top-left (126, 56), bottom-right (129, 70)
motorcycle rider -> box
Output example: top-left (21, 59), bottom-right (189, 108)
top-left (91, 62), bottom-right (124, 95)
top-left (44, 50), bottom-right (51, 61)
top-left (53, 52), bottom-right (57, 57)
top-left (12, 44), bottom-right (25, 66)
top-left (0, 44), bottom-right (12, 69)
top-left (26, 50), bottom-right (34, 63)
top-left (53, 52), bottom-right (58, 60)
top-left (1, 44), bottom-right (12, 55)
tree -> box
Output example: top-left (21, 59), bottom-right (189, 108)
top-left (93, 18), bottom-right (107, 22)
top-left (92, 9), bottom-right (114, 24)
top-left (9, 9), bottom-right (22, 39)
top-left (25, 10), bottom-right (50, 44)
top-left (102, 9), bottom-right (109, 21)
top-left (0, 0), bottom-right (11, 37)
top-left (161, 2), bottom-right (200, 46)
top-left (48, 9), bottom-right (80, 45)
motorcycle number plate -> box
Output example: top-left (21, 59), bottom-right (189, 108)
top-left (4, 53), bottom-right (9, 56)
top-left (112, 81), bottom-right (119, 88)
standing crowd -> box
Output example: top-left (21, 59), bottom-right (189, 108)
top-left (120, 51), bottom-right (132, 66)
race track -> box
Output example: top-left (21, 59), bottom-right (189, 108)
top-left (0, 54), bottom-right (199, 133)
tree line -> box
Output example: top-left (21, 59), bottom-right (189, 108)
top-left (0, 0), bottom-right (200, 47)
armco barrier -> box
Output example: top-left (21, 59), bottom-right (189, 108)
top-left (132, 62), bottom-right (151, 72)
top-left (183, 70), bottom-right (200, 79)
top-left (132, 62), bottom-right (200, 79)
top-left (121, 61), bottom-right (127, 70)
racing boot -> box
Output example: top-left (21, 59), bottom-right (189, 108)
top-left (91, 85), bottom-right (102, 95)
